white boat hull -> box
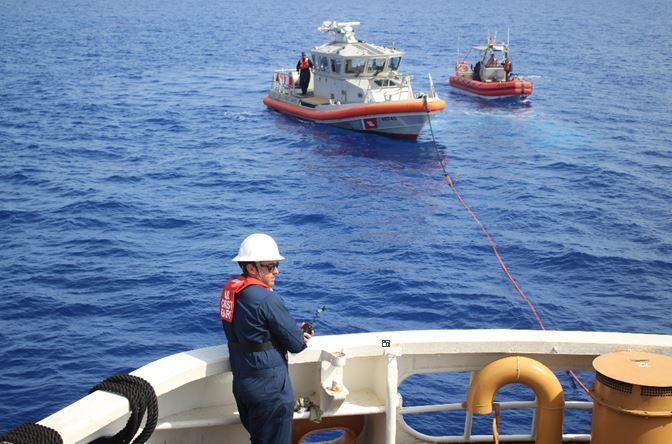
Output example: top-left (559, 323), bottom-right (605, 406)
top-left (38, 329), bottom-right (672, 443)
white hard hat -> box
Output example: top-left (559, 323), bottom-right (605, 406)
top-left (232, 233), bottom-right (285, 262)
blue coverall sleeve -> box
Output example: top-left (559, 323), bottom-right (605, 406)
top-left (264, 294), bottom-right (307, 354)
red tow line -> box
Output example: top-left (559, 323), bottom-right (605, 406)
top-left (424, 103), bottom-right (590, 394)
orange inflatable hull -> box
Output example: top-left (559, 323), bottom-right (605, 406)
top-left (449, 75), bottom-right (532, 99)
top-left (263, 96), bottom-right (446, 121)
top-left (263, 95), bottom-right (446, 139)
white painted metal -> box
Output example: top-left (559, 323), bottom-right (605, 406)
top-left (39, 329), bottom-right (672, 443)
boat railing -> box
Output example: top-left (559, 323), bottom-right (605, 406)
top-left (40, 330), bottom-right (672, 443)
top-left (398, 378), bottom-right (594, 442)
top-left (270, 69), bottom-right (300, 94)
top-left (365, 74), bottom-right (413, 102)
top-left (295, 330), bottom-right (671, 443)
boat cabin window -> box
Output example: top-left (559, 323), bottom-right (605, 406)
top-left (317, 55), bottom-right (329, 72)
top-left (373, 78), bottom-right (400, 87)
top-left (366, 58), bottom-right (386, 73)
top-left (345, 58), bottom-right (366, 75)
top-left (389, 56), bottom-right (401, 71)
top-left (330, 58), bottom-right (342, 74)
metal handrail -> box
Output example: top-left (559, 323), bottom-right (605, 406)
top-left (400, 397), bottom-right (593, 443)
top-left (364, 74), bottom-right (413, 103)
top-left (398, 368), bottom-right (593, 442)
top-left (270, 69), bottom-right (297, 94)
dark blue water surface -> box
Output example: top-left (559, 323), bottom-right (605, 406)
top-left (2, 0), bottom-right (671, 436)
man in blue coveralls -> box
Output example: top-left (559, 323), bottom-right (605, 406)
top-left (220, 233), bottom-right (312, 443)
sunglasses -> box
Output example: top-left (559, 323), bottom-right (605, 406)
top-left (258, 262), bottom-right (279, 273)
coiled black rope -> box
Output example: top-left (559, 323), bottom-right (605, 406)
top-left (0, 423), bottom-right (63, 444)
top-left (88, 374), bottom-right (158, 444)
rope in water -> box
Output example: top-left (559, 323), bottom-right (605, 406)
top-left (423, 99), bottom-right (590, 394)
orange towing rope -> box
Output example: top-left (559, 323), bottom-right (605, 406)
top-left (423, 103), bottom-right (590, 394)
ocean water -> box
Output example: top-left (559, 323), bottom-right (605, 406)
top-left (1, 0), bottom-right (671, 437)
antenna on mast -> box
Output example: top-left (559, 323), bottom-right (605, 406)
top-left (457, 34), bottom-right (461, 59)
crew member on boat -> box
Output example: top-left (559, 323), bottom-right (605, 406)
top-left (220, 233), bottom-right (312, 443)
top-left (296, 52), bottom-right (313, 95)
top-left (503, 57), bottom-right (512, 80)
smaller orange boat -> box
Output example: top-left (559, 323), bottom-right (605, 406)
top-left (449, 35), bottom-right (532, 101)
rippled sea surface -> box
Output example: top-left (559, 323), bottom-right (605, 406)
top-left (1, 0), bottom-right (671, 436)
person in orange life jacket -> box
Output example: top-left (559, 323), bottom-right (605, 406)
top-left (296, 52), bottom-right (313, 95)
top-left (220, 233), bottom-right (312, 444)
top-left (503, 57), bottom-right (512, 80)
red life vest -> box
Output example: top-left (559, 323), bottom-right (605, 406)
top-left (299, 57), bottom-right (311, 70)
top-left (219, 275), bottom-right (270, 323)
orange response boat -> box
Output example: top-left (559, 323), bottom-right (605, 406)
top-left (263, 21), bottom-right (445, 140)
top-left (449, 34), bottom-right (532, 101)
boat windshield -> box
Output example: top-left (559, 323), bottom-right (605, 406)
top-left (366, 58), bottom-right (386, 73)
top-left (345, 58), bottom-right (366, 75)
top-left (316, 55), bottom-right (329, 72)
top-left (389, 56), bottom-right (401, 71)
top-left (331, 58), bottom-right (342, 74)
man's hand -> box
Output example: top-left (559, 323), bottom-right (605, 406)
top-left (299, 322), bottom-right (314, 342)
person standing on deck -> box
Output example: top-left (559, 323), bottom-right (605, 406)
top-left (220, 233), bottom-right (312, 443)
top-left (296, 52), bottom-right (313, 95)
top-left (503, 57), bottom-right (513, 80)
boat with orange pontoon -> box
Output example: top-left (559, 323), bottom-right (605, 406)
top-left (449, 34), bottom-right (532, 101)
top-left (263, 21), bottom-right (445, 140)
